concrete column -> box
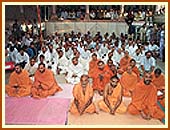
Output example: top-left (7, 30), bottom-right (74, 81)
top-left (85, 5), bottom-right (90, 21)
top-left (52, 5), bottom-right (56, 15)
top-left (50, 5), bottom-right (57, 20)
top-left (120, 5), bottom-right (124, 17)
top-left (86, 5), bottom-right (89, 14)
top-left (19, 5), bottom-right (24, 14)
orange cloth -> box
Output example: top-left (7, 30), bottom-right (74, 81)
top-left (105, 65), bottom-right (115, 77)
top-left (32, 69), bottom-right (62, 98)
top-left (152, 74), bottom-right (165, 91)
top-left (88, 59), bottom-right (100, 78)
top-left (119, 56), bottom-right (131, 71)
top-left (128, 80), bottom-right (165, 120)
top-left (132, 66), bottom-right (141, 81)
top-left (69, 83), bottom-right (96, 115)
top-left (98, 83), bottom-right (127, 114)
top-left (120, 71), bottom-right (138, 97)
top-left (92, 66), bottom-right (112, 91)
top-left (152, 73), bottom-right (165, 107)
top-left (6, 70), bottom-right (32, 97)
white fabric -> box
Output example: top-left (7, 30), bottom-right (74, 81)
top-left (24, 62), bottom-right (38, 76)
top-left (133, 53), bottom-right (142, 68)
top-left (65, 63), bottom-right (84, 85)
top-left (37, 51), bottom-right (49, 63)
top-left (148, 44), bottom-right (159, 52)
top-left (65, 48), bottom-right (73, 60)
top-left (58, 55), bottom-right (69, 74)
top-left (141, 56), bottom-right (156, 71)
top-left (46, 49), bottom-right (59, 75)
top-left (98, 45), bottom-right (108, 58)
top-left (8, 48), bottom-right (18, 63)
top-left (112, 51), bottom-right (123, 66)
top-left (24, 38), bottom-right (33, 47)
top-left (15, 52), bottom-right (29, 64)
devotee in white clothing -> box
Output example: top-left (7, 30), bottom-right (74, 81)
top-left (141, 51), bottom-right (156, 73)
top-left (57, 50), bottom-right (69, 75)
top-left (65, 57), bottom-right (84, 84)
top-left (16, 48), bottom-right (29, 68)
top-left (24, 58), bottom-right (38, 81)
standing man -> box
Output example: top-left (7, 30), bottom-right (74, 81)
top-left (159, 24), bottom-right (165, 62)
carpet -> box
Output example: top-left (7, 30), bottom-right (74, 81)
top-left (5, 96), bottom-right (70, 125)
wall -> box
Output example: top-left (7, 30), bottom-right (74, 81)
top-left (45, 21), bottom-right (129, 36)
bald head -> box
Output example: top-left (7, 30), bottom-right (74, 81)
top-left (80, 75), bottom-right (89, 88)
top-left (143, 71), bottom-right (152, 85)
top-left (126, 65), bottom-right (132, 74)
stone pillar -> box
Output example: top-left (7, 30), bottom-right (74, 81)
top-left (86, 5), bottom-right (89, 14)
top-left (50, 5), bottom-right (58, 20)
top-left (19, 5), bottom-right (24, 14)
top-left (84, 5), bottom-right (90, 21)
top-left (120, 5), bottom-right (124, 17)
top-left (19, 5), bottom-right (24, 19)
top-left (52, 5), bottom-right (56, 15)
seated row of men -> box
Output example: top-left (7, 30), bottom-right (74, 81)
top-left (22, 47), bottom-right (156, 86)
top-left (6, 63), bottom-right (62, 99)
top-left (69, 74), bottom-right (164, 123)
top-left (8, 50), bottom-right (164, 107)
top-left (5, 58), bottom-right (165, 122)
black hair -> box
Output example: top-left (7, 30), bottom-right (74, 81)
top-left (15, 63), bottom-right (21, 67)
top-left (110, 75), bottom-right (119, 81)
top-left (97, 60), bottom-right (104, 65)
top-left (38, 62), bottom-right (45, 67)
top-left (154, 68), bottom-right (162, 75)
top-left (130, 58), bottom-right (136, 63)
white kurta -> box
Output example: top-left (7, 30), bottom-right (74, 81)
top-left (112, 51), bottom-right (123, 66)
top-left (141, 56), bottom-right (156, 71)
top-left (37, 51), bottom-right (49, 63)
top-left (66, 63), bottom-right (84, 84)
top-left (133, 53), bottom-right (143, 68)
top-left (46, 49), bottom-right (59, 75)
top-left (58, 55), bottom-right (69, 74)
top-left (8, 48), bottom-right (18, 63)
top-left (24, 62), bottom-right (38, 76)
top-left (65, 48), bottom-right (73, 60)
top-left (15, 52), bottom-right (29, 64)
top-left (24, 62), bottom-right (38, 81)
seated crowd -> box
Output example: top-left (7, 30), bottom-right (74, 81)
top-left (5, 29), bottom-right (165, 123)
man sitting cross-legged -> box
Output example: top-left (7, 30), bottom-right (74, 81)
top-left (31, 63), bottom-right (62, 99)
top-left (69, 74), bottom-right (97, 115)
top-left (98, 76), bottom-right (127, 115)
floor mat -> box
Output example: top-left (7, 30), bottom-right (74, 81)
top-left (5, 97), bottom-right (70, 125)
top-left (49, 83), bottom-right (74, 99)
